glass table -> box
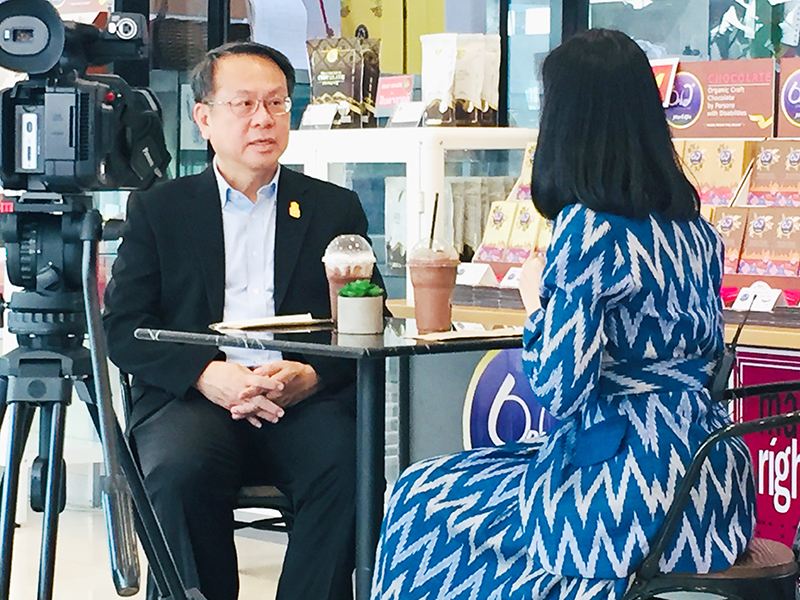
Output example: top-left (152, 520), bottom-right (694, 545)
top-left (134, 318), bottom-right (523, 600)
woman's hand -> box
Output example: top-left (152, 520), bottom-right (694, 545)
top-left (519, 255), bottom-right (546, 315)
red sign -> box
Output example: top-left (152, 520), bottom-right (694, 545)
top-left (734, 348), bottom-right (800, 545)
top-left (650, 58), bottom-right (679, 108)
top-left (0, 201), bottom-right (14, 214)
top-left (376, 75), bottom-right (414, 109)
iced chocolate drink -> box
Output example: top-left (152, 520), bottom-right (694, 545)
top-left (322, 234), bottom-right (376, 321)
top-left (409, 240), bottom-right (460, 334)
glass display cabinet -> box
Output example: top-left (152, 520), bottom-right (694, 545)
top-left (280, 127), bottom-right (537, 299)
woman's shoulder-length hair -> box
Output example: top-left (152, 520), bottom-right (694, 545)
top-left (531, 29), bottom-right (699, 222)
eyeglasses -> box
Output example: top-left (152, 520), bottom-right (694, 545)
top-left (204, 96), bottom-right (293, 118)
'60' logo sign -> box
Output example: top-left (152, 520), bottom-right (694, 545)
top-left (462, 349), bottom-right (557, 449)
top-left (666, 71), bottom-right (704, 130)
top-left (781, 68), bottom-right (800, 129)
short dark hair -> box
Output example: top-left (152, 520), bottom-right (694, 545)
top-left (531, 29), bottom-right (699, 221)
top-left (190, 41), bottom-right (296, 103)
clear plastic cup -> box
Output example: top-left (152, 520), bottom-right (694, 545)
top-left (408, 239), bottom-right (460, 334)
top-left (322, 234), bottom-right (376, 321)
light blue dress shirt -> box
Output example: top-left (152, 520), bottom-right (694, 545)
top-left (213, 159), bottom-right (282, 366)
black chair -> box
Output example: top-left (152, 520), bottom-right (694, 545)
top-left (623, 381), bottom-right (800, 600)
top-left (117, 371), bottom-right (294, 535)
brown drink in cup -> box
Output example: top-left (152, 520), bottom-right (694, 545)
top-left (322, 234), bottom-right (376, 321)
top-left (409, 240), bottom-right (460, 334)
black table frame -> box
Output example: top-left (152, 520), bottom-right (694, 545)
top-left (134, 321), bottom-right (522, 600)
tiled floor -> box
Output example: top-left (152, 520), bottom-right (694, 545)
top-left (5, 506), bottom-right (287, 600)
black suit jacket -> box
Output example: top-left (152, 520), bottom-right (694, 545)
top-left (103, 166), bottom-right (382, 427)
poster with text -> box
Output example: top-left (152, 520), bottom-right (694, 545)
top-left (666, 59), bottom-right (775, 138)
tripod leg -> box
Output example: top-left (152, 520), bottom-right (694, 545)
top-left (37, 402), bottom-right (66, 600)
top-left (0, 402), bottom-right (36, 600)
top-left (0, 378), bottom-right (9, 434)
top-left (82, 401), bottom-right (197, 600)
top-left (80, 236), bottom-right (141, 596)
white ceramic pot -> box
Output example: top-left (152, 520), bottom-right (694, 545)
top-left (336, 295), bottom-right (384, 334)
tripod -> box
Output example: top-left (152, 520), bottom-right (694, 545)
top-left (0, 192), bottom-right (205, 600)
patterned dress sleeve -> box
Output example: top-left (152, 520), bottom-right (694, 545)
top-left (522, 205), bottom-right (637, 420)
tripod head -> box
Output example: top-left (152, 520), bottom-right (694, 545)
top-left (0, 193), bottom-right (95, 349)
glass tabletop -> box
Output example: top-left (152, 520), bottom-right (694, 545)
top-left (134, 318), bottom-right (523, 359)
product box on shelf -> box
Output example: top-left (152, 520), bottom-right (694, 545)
top-left (420, 33), bottom-right (501, 127)
top-left (737, 207), bottom-right (800, 276)
top-left (507, 142), bottom-right (536, 201)
top-left (474, 201), bottom-right (519, 265)
top-left (503, 201), bottom-right (541, 264)
top-left (680, 139), bottom-right (755, 205)
top-left (739, 207), bottom-right (776, 275)
top-left (307, 37), bottom-right (381, 128)
top-left (748, 140), bottom-right (800, 206)
top-left (713, 207), bottom-right (749, 274)
top-left (665, 59), bottom-right (774, 138)
top-left (770, 210), bottom-right (800, 276)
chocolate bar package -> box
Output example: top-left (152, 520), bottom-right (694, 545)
top-left (713, 207), bottom-right (749, 274)
top-left (748, 140), bottom-right (800, 206)
top-left (738, 208), bottom-right (782, 275)
top-left (738, 207), bottom-right (800, 276)
top-left (681, 139), bottom-right (755, 206)
top-left (307, 37), bottom-right (381, 128)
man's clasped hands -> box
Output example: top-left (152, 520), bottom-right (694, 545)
top-left (195, 360), bottom-right (321, 427)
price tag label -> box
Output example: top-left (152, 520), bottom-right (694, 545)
top-left (299, 104), bottom-right (337, 130)
top-left (499, 267), bottom-right (522, 289)
top-left (388, 101), bottom-right (426, 127)
top-left (731, 283), bottom-right (788, 312)
top-left (456, 263), bottom-right (497, 287)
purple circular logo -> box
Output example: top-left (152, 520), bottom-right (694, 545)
top-left (781, 68), bottom-right (800, 128)
top-left (752, 216), bottom-right (766, 233)
top-left (463, 349), bottom-right (557, 449)
top-left (719, 148), bottom-right (733, 166)
top-left (689, 149), bottom-right (704, 166)
top-left (789, 150), bottom-right (800, 168)
top-left (781, 218), bottom-right (794, 234)
top-left (518, 210), bottom-right (531, 226)
top-left (493, 210), bottom-right (505, 225)
top-left (666, 72), bottom-right (704, 130)
top-left (719, 215), bottom-right (734, 232)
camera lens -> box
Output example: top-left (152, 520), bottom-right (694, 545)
top-left (114, 17), bottom-right (137, 40)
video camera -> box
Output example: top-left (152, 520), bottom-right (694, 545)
top-left (0, 0), bottom-right (170, 194)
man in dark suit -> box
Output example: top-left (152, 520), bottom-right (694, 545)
top-left (103, 41), bottom-right (380, 600)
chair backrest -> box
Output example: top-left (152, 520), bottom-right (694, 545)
top-left (630, 380), bottom-right (800, 590)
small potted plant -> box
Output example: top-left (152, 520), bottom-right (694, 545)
top-left (337, 279), bottom-right (385, 334)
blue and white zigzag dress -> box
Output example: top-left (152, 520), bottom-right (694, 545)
top-left (370, 204), bottom-right (756, 600)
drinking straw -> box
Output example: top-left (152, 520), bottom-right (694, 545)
top-left (429, 193), bottom-right (439, 249)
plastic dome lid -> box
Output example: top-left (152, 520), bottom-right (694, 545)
top-left (408, 239), bottom-right (459, 264)
top-left (322, 234), bottom-right (376, 266)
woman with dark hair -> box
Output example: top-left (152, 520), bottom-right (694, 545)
top-left (370, 29), bottom-right (755, 600)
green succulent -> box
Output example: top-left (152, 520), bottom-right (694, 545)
top-left (339, 279), bottom-right (384, 297)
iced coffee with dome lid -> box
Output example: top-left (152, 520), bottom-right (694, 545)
top-left (322, 234), bottom-right (376, 321)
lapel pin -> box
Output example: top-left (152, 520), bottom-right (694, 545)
top-left (289, 201), bottom-right (301, 219)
